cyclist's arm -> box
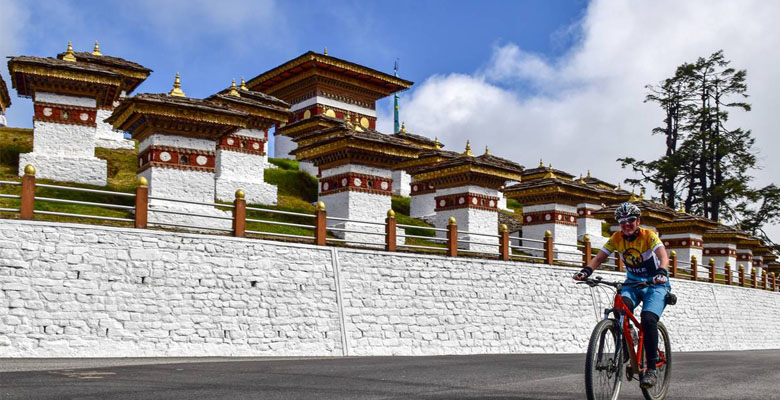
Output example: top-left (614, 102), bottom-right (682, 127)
top-left (587, 250), bottom-right (611, 271)
top-left (654, 246), bottom-right (669, 272)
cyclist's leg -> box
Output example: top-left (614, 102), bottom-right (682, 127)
top-left (639, 283), bottom-right (669, 370)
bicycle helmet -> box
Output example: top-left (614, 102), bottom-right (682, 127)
top-left (614, 202), bottom-right (641, 223)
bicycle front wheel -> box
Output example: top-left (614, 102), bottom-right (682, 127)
top-left (585, 318), bottom-right (623, 400)
top-left (641, 321), bottom-right (672, 400)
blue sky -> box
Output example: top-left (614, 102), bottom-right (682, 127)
top-left (2, 0), bottom-right (780, 238)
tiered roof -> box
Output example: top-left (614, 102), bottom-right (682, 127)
top-left (593, 199), bottom-right (676, 228)
top-left (657, 208), bottom-right (719, 234)
top-left (56, 42), bottom-right (152, 94)
top-left (206, 80), bottom-right (291, 129)
top-left (392, 123), bottom-right (440, 150)
top-left (409, 142), bottom-right (524, 190)
top-left (506, 162), bottom-right (630, 206)
top-left (703, 223), bottom-right (750, 243)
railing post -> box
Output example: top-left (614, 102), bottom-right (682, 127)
top-left (616, 254), bottom-right (624, 272)
top-left (314, 201), bottom-right (327, 246)
top-left (499, 224), bottom-right (509, 261)
top-left (709, 258), bottom-right (716, 283)
top-left (134, 176), bottom-right (148, 229)
top-left (762, 269), bottom-right (768, 290)
top-left (20, 164), bottom-right (36, 220)
top-left (446, 217), bottom-right (458, 257)
top-left (583, 234), bottom-right (592, 267)
top-left (725, 261), bottom-right (732, 286)
top-left (385, 209), bottom-right (396, 252)
top-left (670, 250), bottom-right (678, 279)
top-left (772, 272), bottom-right (778, 292)
top-left (691, 255), bottom-right (698, 281)
top-left (233, 189), bottom-right (246, 237)
top-left (738, 264), bottom-right (745, 287)
top-left (752, 268), bottom-right (757, 289)
top-left (544, 230), bottom-right (553, 265)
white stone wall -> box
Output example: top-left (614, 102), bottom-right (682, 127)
top-left (410, 192), bottom-right (436, 219)
top-left (18, 153), bottom-right (107, 186)
top-left (95, 109), bottom-right (135, 150)
top-left (320, 190), bottom-right (389, 246)
top-left (322, 164), bottom-right (392, 179)
top-left (661, 233), bottom-right (705, 277)
top-left (291, 96), bottom-right (377, 117)
top-left (391, 171), bottom-right (411, 197)
top-left (32, 121), bottom-right (96, 157)
top-left (433, 206), bottom-right (498, 253)
top-left (215, 150), bottom-right (277, 205)
top-left (577, 202), bottom-right (608, 249)
top-left (35, 92), bottom-right (96, 108)
top-left (139, 134), bottom-right (216, 153)
top-left (2, 219), bottom-right (779, 357)
top-left (140, 167), bottom-right (231, 231)
top-left (522, 204), bottom-right (580, 262)
top-left (705, 243), bottom-right (738, 283)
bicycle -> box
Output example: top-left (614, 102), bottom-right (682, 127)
top-left (579, 276), bottom-right (672, 400)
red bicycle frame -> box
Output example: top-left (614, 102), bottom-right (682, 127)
top-left (612, 290), bottom-right (667, 374)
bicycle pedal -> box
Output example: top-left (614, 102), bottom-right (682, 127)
top-left (625, 365), bottom-right (634, 381)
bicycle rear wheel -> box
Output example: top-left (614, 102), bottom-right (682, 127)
top-left (641, 321), bottom-right (672, 400)
top-left (585, 318), bottom-right (623, 400)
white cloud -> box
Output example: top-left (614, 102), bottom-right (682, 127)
top-left (393, 0), bottom-right (780, 238)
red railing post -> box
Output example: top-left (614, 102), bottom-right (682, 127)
top-left (498, 224), bottom-right (509, 261)
top-left (691, 255), bottom-right (698, 281)
top-left (739, 264), bottom-right (745, 287)
top-left (762, 269), bottom-right (768, 290)
top-left (725, 261), bottom-right (732, 286)
top-left (134, 176), bottom-right (148, 229)
top-left (20, 164), bottom-right (36, 220)
top-left (583, 234), bottom-right (592, 267)
top-left (314, 201), bottom-right (327, 246)
top-left (385, 209), bottom-right (396, 252)
top-left (709, 258), bottom-right (716, 283)
top-left (446, 217), bottom-right (458, 257)
top-left (670, 250), bottom-right (678, 279)
top-left (233, 189), bottom-right (246, 237)
top-left (772, 272), bottom-right (778, 292)
top-left (544, 230), bottom-right (553, 265)
top-left (752, 268), bottom-right (757, 289)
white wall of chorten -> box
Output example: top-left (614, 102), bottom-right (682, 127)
top-left (215, 128), bottom-right (277, 205)
top-left (319, 164), bottom-right (394, 245)
top-left (752, 256), bottom-right (765, 280)
top-left (433, 185), bottom-right (500, 253)
top-left (522, 203), bottom-right (579, 262)
top-left (18, 92), bottom-right (107, 186)
top-left (138, 133), bottom-right (231, 230)
top-left (577, 202), bottom-right (608, 250)
top-left (660, 232), bottom-right (704, 276)
top-left (703, 242), bottom-right (738, 283)
top-left (290, 96), bottom-right (376, 118)
top-left (392, 170), bottom-right (411, 197)
top-left (736, 248), bottom-right (753, 276)
top-left (409, 180), bottom-right (436, 219)
top-left (95, 108), bottom-right (135, 150)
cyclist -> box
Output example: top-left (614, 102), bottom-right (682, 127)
top-left (573, 202), bottom-right (670, 389)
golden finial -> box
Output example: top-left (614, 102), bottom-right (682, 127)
top-left (324, 47), bottom-right (328, 56)
top-left (670, 250), bottom-right (676, 257)
top-left (387, 209), bottom-right (396, 218)
top-left (500, 224), bottom-right (508, 233)
top-left (434, 137), bottom-right (442, 149)
top-left (629, 188), bottom-right (639, 202)
top-left (228, 79), bottom-right (240, 97)
top-left (587, 169), bottom-right (592, 178)
top-left (169, 73), bottom-right (186, 97)
top-left (584, 234), bottom-right (590, 242)
top-left (92, 41), bottom-right (102, 56)
top-left (240, 77), bottom-right (248, 91)
top-left (677, 204), bottom-right (685, 214)
top-left (138, 176), bottom-right (148, 188)
top-left (543, 165), bottom-right (557, 179)
top-left (739, 263), bottom-right (744, 270)
top-left (63, 41), bottom-right (77, 62)
top-left (400, 121), bottom-right (406, 132)
top-left (448, 216), bottom-right (457, 225)
top-left (462, 140), bottom-right (474, 156)
top-left (617, 183), bottom-right (622, 190)
top-left (343, 114), bottom-right (354, 129)
top-left (235, 189), bottom-right (245, 200)
top-left (639, 187), bottom-right (646, 200)
top-left (545, 230), bottom-right (552, 237)
top-left (691, 254), bottom-right (697, 261)
top-left (484, 145), bottom-right (491, 156)
top-left (578, 173), bottom-right (585, 184)
top-left (539, 159), bottom-right (544, 168)
top-left (24, 164), bottom-right (36, 176)
top-left (317, 201), bottom-right (326, 211)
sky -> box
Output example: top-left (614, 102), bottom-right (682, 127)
top-left (1, 0), bottom-right (778, 239)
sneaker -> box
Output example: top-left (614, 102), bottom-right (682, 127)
top-left (640, 369), bottom-right (658, 389)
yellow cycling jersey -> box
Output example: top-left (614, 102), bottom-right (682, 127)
top-left (601, 227), bottom-right (664, 279)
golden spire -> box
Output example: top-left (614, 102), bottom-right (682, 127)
top-left (463, 140), bottom-right (474, 157)
top-left (629, 188), bottom-right (640, 202)
top-left (587, 169), bottom-right (592, 178)
top-left (240, 77), bottom-right (248, 91)
top-left (228, 79), bottom-right (240, 97)
top-left (63, 41), bottom-right (77, 62)
top-left (484, 145), bottom-right (491, 156)
top-left (543, 165), bottom-right (557, 179)
top-left (324, 47), bottom-right (328, 56)
top-left (617, 183), bottom-right (622, 191)
top-left (434, 136), bottom-right (442, 149)
top-left (92, 41), bottom-right (102, 56)
top-left (539, 159), bottom-right (544, 168)
top-left (639, 187), bottom-right (646, 200)
top-left (168, 73), bottom-right (186, 97)
top-left (578, 173), bottom-right (585, 184)
top-left (677, 204), bottom-right (685, 214)
top-left (400, 121), bottom-right (406, 132)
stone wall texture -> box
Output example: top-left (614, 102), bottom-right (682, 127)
top-left (1, 219), bottom-right (778, 358)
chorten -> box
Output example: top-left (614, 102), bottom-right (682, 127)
top-left (657, 208), bottom-right (718, 276)
top-left (207, 79), bottom-right (291, 204)
top-left (411, 142), bottom-right (524, 252)
top-left (8, 41), bottom-right (150, 185)
top-left (593, 196), bottom-right (675, 234)
top-left (106, 74), bottom-right (248, 229)
top-left (246, 50), bottom-right (413, 176)
top-left (736, 234), bottom-right (762, 276)
top-left (56, 41), bottom-right (152, 149)
top-left (703, 223), bottom-right (749, 283)
top-left (0, 74), bottom-right (10, 127)
top-left (393, 136), bottom-right (458, 219)
top-left (291, 120), bottom-right (420, 244)
top-left (390, 122), bottom-right (441, 197)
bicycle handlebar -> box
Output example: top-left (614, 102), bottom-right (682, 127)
top-left (576, 276), bottom-right (652, 289)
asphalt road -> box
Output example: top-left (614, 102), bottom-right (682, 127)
top-left (1, 350), bottom-right (779, 399)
